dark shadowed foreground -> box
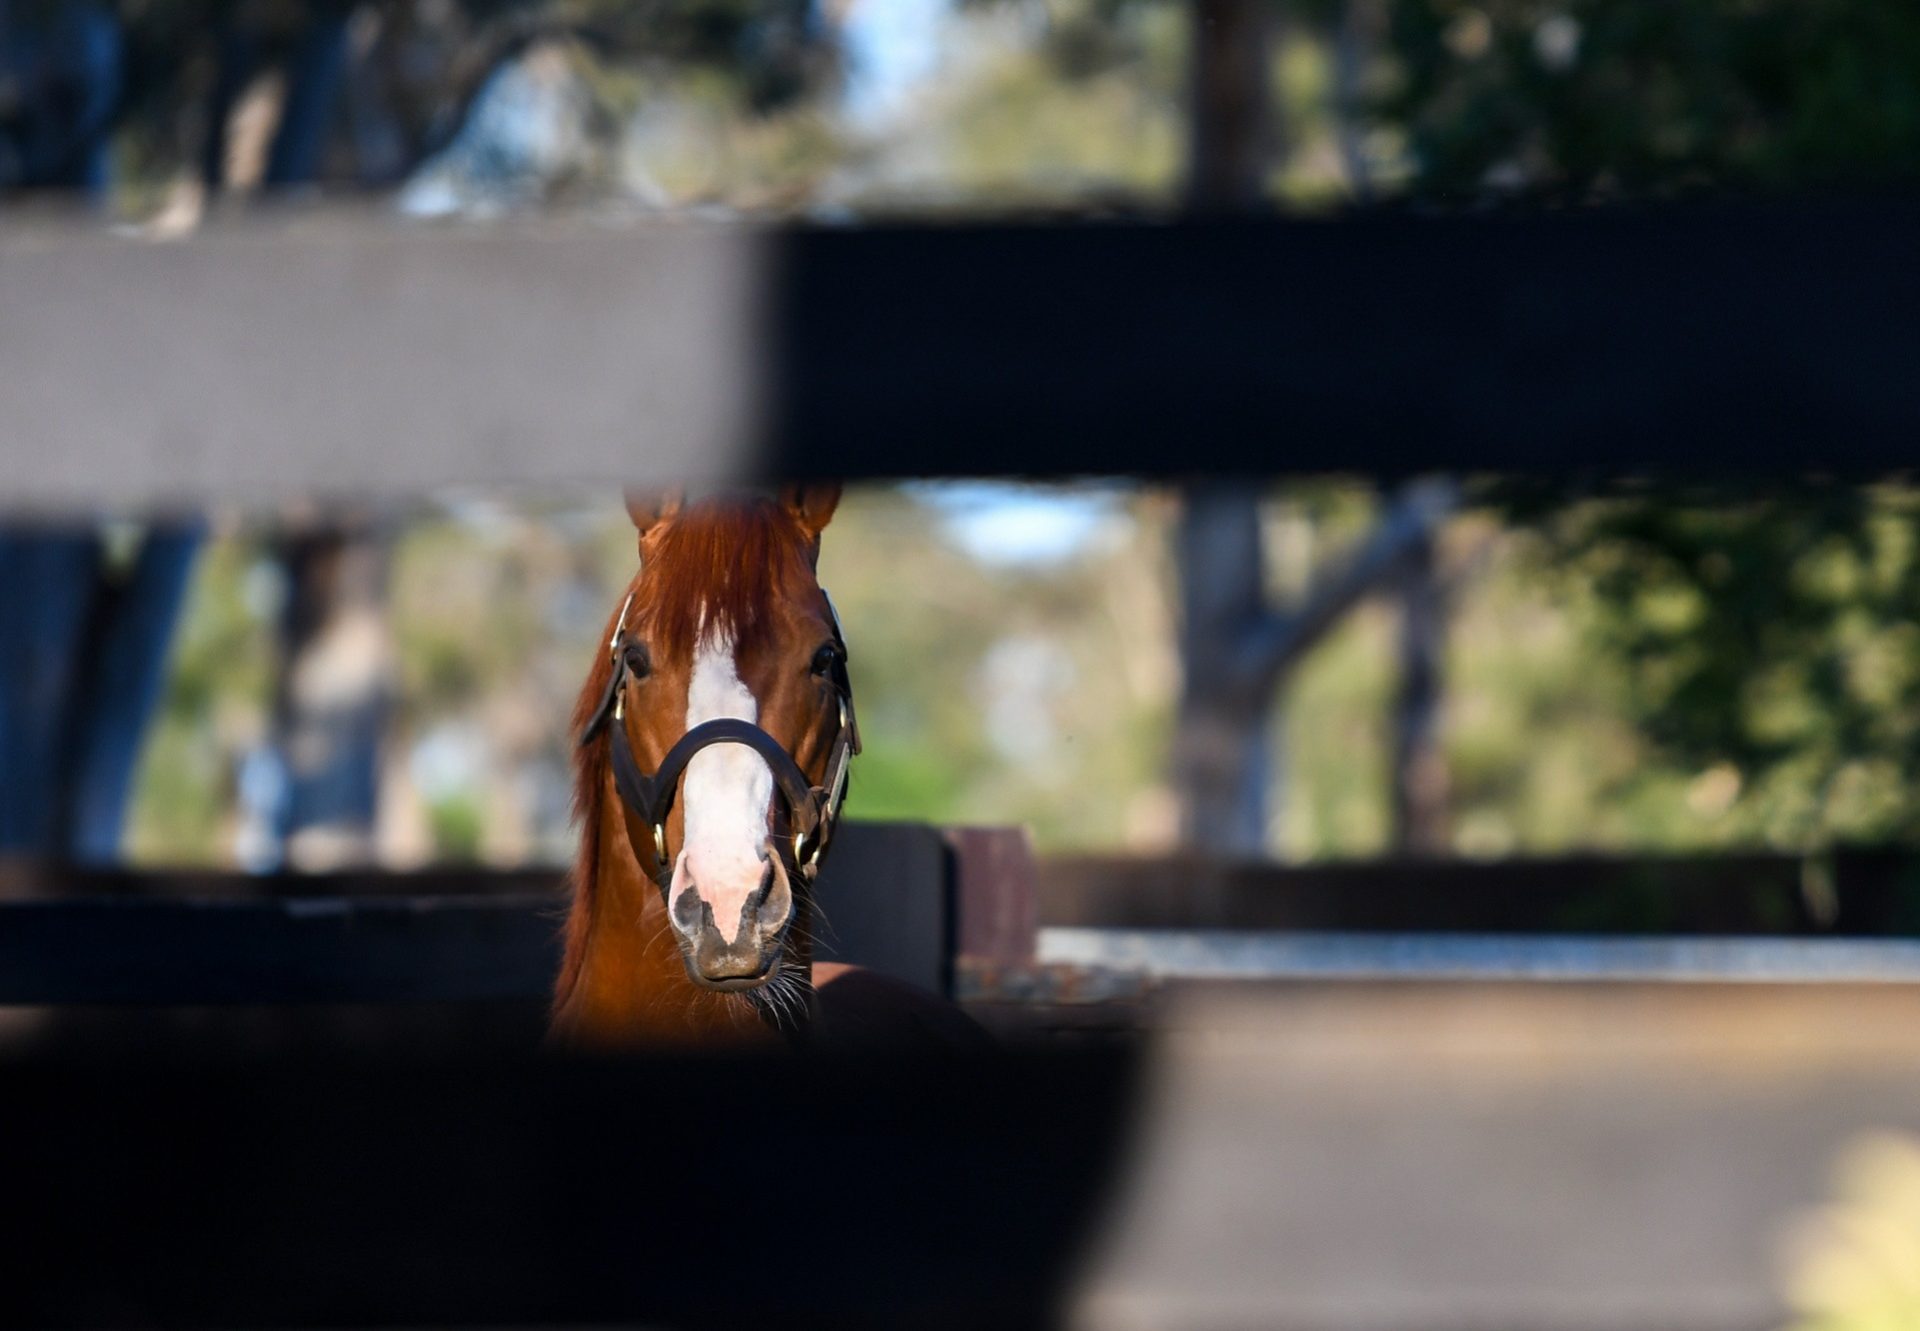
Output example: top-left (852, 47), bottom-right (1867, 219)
top-left (11, 981), bottom-right (1920, 1328)
top-left (2, 1044), bottom-right (1137, 1331)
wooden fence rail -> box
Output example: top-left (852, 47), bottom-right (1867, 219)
top-left (13, 840), bottom-right (1920, 1010)
top-left (7, 205), bottom-right (1920, 504)
top-left (1036, 848), bottom-right (1920, 935)
top-left (0, 823), bottom-right (1000, 1006)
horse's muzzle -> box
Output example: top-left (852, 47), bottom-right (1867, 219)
top-left (670, 851), bottom-right (794, 989)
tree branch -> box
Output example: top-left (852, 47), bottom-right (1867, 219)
top-left (1233, 476), bottom-right (1458, 699)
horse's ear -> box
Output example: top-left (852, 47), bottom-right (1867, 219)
top-left (624, 490), bottom-right (682, 544)
top-left (781, 483), bottom-right (841, 540)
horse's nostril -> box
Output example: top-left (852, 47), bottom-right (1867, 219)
top-left (757, 855), bottom-right (793, 934)
top-left (670, 885), bottom-right (708, 936)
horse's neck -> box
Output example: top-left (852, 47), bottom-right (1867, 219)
top-left (553, 785), bottom-right (808, 1047)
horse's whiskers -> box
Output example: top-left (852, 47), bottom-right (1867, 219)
top-left (742, 957), bottom-right (814, 1035)
top-left (808, 896), bottom-right (841, 948)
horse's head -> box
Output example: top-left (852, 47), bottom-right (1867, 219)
top-left (591, 484), bottom-right (852, 992)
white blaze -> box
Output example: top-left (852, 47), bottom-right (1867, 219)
top-left (672, 625), bottom-right (774, 942)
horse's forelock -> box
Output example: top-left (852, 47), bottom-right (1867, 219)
top-left (635, 498), bottom-right (813, 664)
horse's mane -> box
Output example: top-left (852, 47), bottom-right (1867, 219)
top-left (553, 498), bottom-right (817, 1019)
top-left (554, 588), bottom-right (622, 1020)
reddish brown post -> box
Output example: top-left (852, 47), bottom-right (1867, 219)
top-left (945, 826), bottom-right (1038, 965)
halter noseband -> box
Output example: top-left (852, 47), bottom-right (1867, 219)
top-left (578, 591), bottom-right (861, 893)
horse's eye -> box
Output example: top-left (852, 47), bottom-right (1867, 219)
top-left (623, 643), bottom-right (652, 678)
top-left (810, 644), bottom-right (839, 677)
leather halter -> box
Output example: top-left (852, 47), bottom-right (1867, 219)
top-left (578, 591), bottom-right (860, 893)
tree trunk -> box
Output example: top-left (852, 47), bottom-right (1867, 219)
top-left (265, 8), bottom-right (351, 189)
top-left (266, 511), bottom-right (393, 870)
top-left (1176, 0), bottom-right (1277, 850)
top-left (1174, 485), bottom-right (1274, 853)
top-left (1185, 0), bottom-right (1273, 214)
top-left (0, 522), bottom-right (201, 863)
top-left (1173, 0), bottom-right (1456, 857)
top-left (1391, 527), bottom-right (1448, 854)
top-left (58, 525), bottom-right (203, 861)
top-left (1172, 481), bottom-right (1459, 856)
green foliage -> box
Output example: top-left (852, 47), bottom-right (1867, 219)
top-left (1512, 484), bottom-right (1920, 849)
top-left (1272, 482), bottom-right (1920, 861)
top-left (134, 483), bottom-right (1920, 868)
top-left (819, 487), bottom-right (1178, 850)
top-left (102, 0), bottom-right (833, 204)
top-left (1386, 0), bottom-right (1920, 201)
top-left (934, 37), bottom-right (1184, 204)
top-left (427, 794), bottom-right (487, 862)
top-left (383, 498), bottom-right (631, 866)
top-left (126, 531), bottom-right (273, 864)
top-left (836, 0), bottom-right (1188, 212)
top-left (1378, 0), bottom-right (1920, 857)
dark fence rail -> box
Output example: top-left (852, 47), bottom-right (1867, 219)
top-left (0, 823), bottom-right (978, 1006)
top-left (1038, 848), bottom-right (1920, 936)
top-left (0, 896), bottom-right (558, 1005)
top-left (768, 205), bottom-right (1920, 479)
top-left (8, 205), bottom-right (1920, 504)
top-left (16, 840), bottom-right (1920, 1008)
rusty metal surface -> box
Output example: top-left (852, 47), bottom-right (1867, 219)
top-left (955, 957), bottom-right (1155, 1006)
top-left (946, 825), bottom-right (1040, 964)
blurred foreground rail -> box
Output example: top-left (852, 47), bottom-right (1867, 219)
top-left (2, 1045), bottom-right (1137, 1330)
top-left (11, 829), bottom-right (1920, 1327)
top-left (7, 981), bottom-right (1919, 1329)
top-left (8, 204), bottom-right (1920, 503)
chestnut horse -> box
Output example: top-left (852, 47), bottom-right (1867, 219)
top-left (552, 486), bottom-right (981, 1048)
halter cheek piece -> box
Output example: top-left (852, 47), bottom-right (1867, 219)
top-left (577, 591), bottom-right (861, 893)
